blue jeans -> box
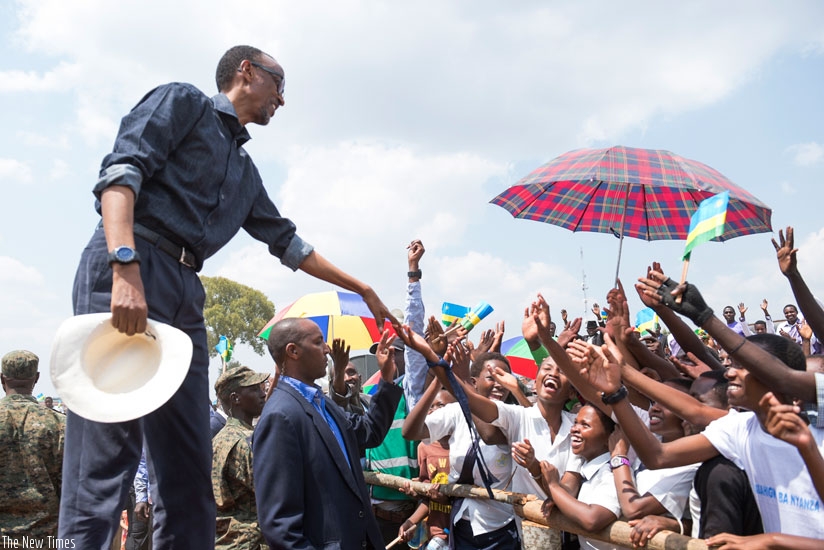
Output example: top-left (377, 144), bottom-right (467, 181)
top-left (59, 227), bottom-right (215, 550)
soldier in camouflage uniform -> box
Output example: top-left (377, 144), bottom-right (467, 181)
top-left (0, 350), bottom-right (65, 541)
top-left (211, 366), bottom-right (269, 550)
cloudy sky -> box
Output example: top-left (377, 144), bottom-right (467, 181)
top-left (2, 1), bottom-right (824, 400)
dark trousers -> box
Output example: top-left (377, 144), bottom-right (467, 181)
top-left (452, 519), bottom-right (520, 550)
top-left (59, 227), bottom-right (215, 550)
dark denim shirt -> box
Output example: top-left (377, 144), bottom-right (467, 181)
top-left (92, 83), bottom-right (312, 271)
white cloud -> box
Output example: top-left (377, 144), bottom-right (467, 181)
top-left (797, 227), bottom-right (824, 289)
top-left (276, 141), bottom-right (504, 255)
top-left (779, 181), bottom-right (796, 195)
top-left (0, 256), bottom-right (45, 286)
top-left (17, 131), bottom-right (70, 149)
top-left (0, 62), bottom-right (82, 93)
top-left (786, 142), bottom-right (824, 166)
top-left (0, 158), bottom-right (33, 184)
top-left (49, 159), bottom-right (71, 181)
top-left (8, 1), bottom-right (824, 160)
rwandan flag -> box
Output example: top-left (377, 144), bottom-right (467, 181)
top-left (682, 191), bottom-right (729, 260)
top-left (460, 301), bottom-right (494, 330)
top-left (442, 302), bottom-right (471, 327)
top-left (635, 308), bottom-right (659, 334)
top-left (215, 335), bottom-right (233, 363)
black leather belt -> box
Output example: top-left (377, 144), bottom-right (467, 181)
top-left (133, 223), bottom-right (197, 269)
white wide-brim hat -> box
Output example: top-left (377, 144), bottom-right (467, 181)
top-left (50, 313), bottom-right (193, 423)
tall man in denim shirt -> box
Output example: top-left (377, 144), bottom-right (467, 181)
top-left (61, 45), bottom-right (396, 550)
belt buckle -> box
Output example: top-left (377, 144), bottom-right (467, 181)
top-left (179, 247), bottom-right (194, 268)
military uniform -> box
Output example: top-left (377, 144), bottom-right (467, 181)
top-left (212, 417), bottom-right (266, 550)
top-left (0, 351), bottom-right (66, 539)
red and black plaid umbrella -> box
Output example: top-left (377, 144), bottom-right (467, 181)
top-left (491, 145), bottom-right (771, 241)
top-left (490, 146), bottom-right (772, 279)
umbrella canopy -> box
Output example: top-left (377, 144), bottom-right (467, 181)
top-left (362, 369), bottom-right (383, 395)
top-left (257, 290), bottom-right (394, 350)
top-left (490, 145), bottom-right (772, 242)
top-left (499, 336), bottom-right (540, 379)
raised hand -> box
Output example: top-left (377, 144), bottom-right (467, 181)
top-left (448, 340), bottom-right (471, 382)
top-left (760, 391), bottom-right (812, 450)
top-left (425, 315), bottom-right (448, 356)
top-left (670, 352), bottom-right (712, 379)
top-left (490, 364), bottom-right (520, 396)
top-left (522, 304), bottom-right (541, 350)
top-left (361, 287), bottom-right (397, 332)
top-left (567, 338), bottom-right (622, 394)
top-left (760, 299), bottom-right (769, 315)
top-left (771, 226), bottom-right (799, 277)
top-left (407, 239), bottom-right (425, 266)
top-left (398, 324), bottom-right (439, 363)
top-left (738, 302), bottom-right (748, 318)
top-left (605, 281), bottom-right (631, 340)
top-left (638, 268), bottom-right (713, 326)
top-left (799, 319), bottom-right (814, 341)
top-left (330, 338), bottom-right (351, 396)
top-left (491, 321), bottom-right (505, 352)
top-left (473, 328), bottom-right (495, 359)
top-left (330, 338), bottom-right (350, 374)
top-left (557, 317), bottom-right (583, 349)
top-left (374, 330), bottom-right (399, 383)
top-left (608, 426), bottom-right (629, 456)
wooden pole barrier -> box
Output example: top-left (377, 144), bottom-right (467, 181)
top-left (363, 471), bottom-right (707, 550)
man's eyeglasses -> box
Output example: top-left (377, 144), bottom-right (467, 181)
top-left (250, 62), bottom-right (285, 95)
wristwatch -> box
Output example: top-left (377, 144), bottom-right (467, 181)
top-left (609, 455), bottom-right (631, 471)
top-left (600, 385), bottom-right (628, 405)
top-left (407, 270), bottom-right (422, 279)
top-left (107, 246), bottom-right (141, 266)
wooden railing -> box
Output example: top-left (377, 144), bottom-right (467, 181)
top-left (364, 471), bottom-right (708, 550)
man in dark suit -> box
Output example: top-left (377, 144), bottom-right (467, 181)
top-left (253, 318), bottom-right (402, 549)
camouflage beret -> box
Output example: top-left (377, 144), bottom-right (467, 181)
top-left (2, 350), bottom-right (39, 379)
top-left (214, 366), bottom-right (269, 400)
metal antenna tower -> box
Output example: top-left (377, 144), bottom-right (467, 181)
top-left (580, 246), bottom-right (589, 318)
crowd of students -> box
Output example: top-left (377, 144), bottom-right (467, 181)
top-left (16, 225), bottom-right (822, 549)
top-left (198, 226), bottom-right (822, 550)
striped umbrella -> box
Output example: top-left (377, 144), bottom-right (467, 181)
top-left (490, 146), bottom-right (772, 280)
top-left (361, 369), bottom-right (383, 396)
top-left (257, 290), bottom-right (395, 350)
top-left (499, 336), bottom-right (540, 379)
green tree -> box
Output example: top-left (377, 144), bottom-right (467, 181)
top-left (201, 276), bottom-right (275, 359)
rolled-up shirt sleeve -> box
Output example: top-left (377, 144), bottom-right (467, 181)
top-left (94, 84), bottom-right (208, 203)
top-left (93, 163), bottom-right (145, 201)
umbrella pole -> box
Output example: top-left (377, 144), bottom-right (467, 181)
top-left (614, 184), bottom-right (631, 287)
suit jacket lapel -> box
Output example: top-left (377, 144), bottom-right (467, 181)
top-left (279, 383), bottom-right (361, 496)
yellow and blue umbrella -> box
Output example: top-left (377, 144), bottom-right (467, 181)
top-left (258, 290), bottom-right (395, 351)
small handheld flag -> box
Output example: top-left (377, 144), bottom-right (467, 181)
top-left (635, 308), bottom-right (659, 334)
top-left (215, 335), bottom-right (233, 363)
top-left (442, 302), bottom-right (471, 327)
top-left (682, 191), bottom-right (729, 261)
top-left (460, 301), bottom-right (494, 331)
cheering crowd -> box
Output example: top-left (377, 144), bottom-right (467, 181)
top-left (2, 44), bottom-right (822, 550)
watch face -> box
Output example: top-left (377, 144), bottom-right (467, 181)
top-left (115, 247), bottom-right (136, 262)
top-left (610, 456), bottom-right (627, 469)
